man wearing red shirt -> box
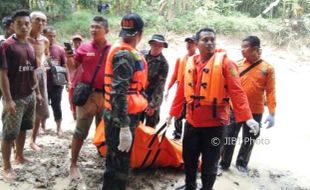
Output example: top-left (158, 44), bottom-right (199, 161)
top-left (66, 16), bottom-right (111, 180)
top-left (43, 26), bottom-right (67, 137)
top-left (0, 9), bottom-right (42, 181)
top-left (167, 27), bottom-right (259, 190)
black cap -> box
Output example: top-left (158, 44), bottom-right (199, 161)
top-left (119, 13), bottom-right (144, 37)
top-left (148, 34), bottom-right (168, 48)
top-left (1, 16), bottom-right (12, 29)
top-left (185, 35), bottom-right (196, 42)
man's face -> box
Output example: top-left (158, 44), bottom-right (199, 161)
top-left (241, 40), bottom-right (259, 60)
top-left (5, 22), bottom-right (15, 37)
top-left (72, 39), bottom-right (82, 49)
top-left (197, 31), bottom-right (216, 55)
top-left (186, 40), bottom-right (197, 54)
top-left (150, 41), bottom-right (165, 56)
top-left (90, 21), bottom-right (108, 41)
top-left (13, 16), bottom-right (31, 37)
top-left (44, 31), bottom-right (56, 45)
top-left (31, 14), bottom-right (47, 33)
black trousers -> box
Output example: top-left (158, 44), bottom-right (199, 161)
top-left (48, 85), bottom-right (64, 121)
top-left (183, 122), bottom-right (224, 190)
top-left (220, 113), bottom-right (262, 169)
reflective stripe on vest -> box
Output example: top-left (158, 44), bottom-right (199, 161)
top-left (184, 52), bottom-right (227, 106)
top-left (104, 42), bottom-right (148, 114)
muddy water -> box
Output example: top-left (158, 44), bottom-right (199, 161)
top-left (0, 35), bottom-right (310, 190)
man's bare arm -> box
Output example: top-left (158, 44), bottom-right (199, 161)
top-left (0, 68), bottom-right (16, 113)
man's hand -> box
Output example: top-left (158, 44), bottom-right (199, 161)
top-left (118, 127), bottom-right (133, 152)
top-left (264, 114), bottom-right (275, 129)
top-left (4, 100), bottom-right (16, 114)
top-left (64, 49), bottom-right (74, 58)
top-left (245, 119), bottom-right (260, 135)
top-left (66, 82), bottom-right (71, 92)
top-left (145, 106), bottom-right (155, 116)
top-left (36, 93), bottom-right (43, 106)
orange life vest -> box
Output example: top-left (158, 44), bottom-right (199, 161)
top-left (104, 42), bottom-right (148, 114)
top-left (176, 56), bottom-right (187, 82)
top-left (184, 51), bottom-right (228, 106)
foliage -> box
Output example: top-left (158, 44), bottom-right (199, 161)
top-left (0, 0), bottom-right (29, 18)
top-left (0, 0), bottom-right (309, 49)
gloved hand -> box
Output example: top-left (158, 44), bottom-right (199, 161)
top-left (264, 114), bottom-right (275, 129)
top-left (166, 116), bottom-right (173, 127)
top-left (164, 91), bottom-right (169, 101)
top-left (245, 119), bottom-right (260, 136)
top-left (118, 127), bottom-right (133, 152)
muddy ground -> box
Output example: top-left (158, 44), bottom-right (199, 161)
top-left (0, 35), bottom-right (310, 190)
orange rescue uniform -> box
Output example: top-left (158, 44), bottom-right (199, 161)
top-left (167, 55), bottom-right (192, 90)
top-left (238, 59), bottom-right (276, 114)
top-left (170, 50), bottom-right (252, 127)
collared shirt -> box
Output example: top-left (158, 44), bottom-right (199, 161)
top-left (75, 40), bottom-right (111, 89)
top-left (238, 59), bottom-right (276, 114)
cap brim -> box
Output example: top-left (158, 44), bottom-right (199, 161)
top-left (148, 39), bottom-right (168, 48)
top-left (185, 37), bottom-right (195, 42)
top-left (119, 29), bottom-right (138, 37)
top-left (72, 37), bottom-right (82, 41)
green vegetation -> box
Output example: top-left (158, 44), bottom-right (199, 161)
top-left (1, 0), bottom-right (309, 49)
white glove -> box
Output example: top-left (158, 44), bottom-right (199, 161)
top-left (164, 91), bottom-right (169, 101)
top-left (264, 114), bottom-right (275, 129)
top-left (118, 127), bottom-right (133, 152)
top-left (166, 116), bottom-right (173, 127)
top-left (245, 119), bottom-right (260, 136)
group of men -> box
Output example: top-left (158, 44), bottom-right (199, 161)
top-left (0, 9), bottom-right (276, 190)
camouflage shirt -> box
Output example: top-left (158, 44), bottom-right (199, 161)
top-left (109, 50), bottom-right (137, 128)
top-left (143, 51), bottom-right (169, 108)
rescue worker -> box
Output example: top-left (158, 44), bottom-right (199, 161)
top-left (167, 27), bottom-right (259, 190)
top-left (102, 13), bottom-right (147, 190)
top-left (165, 35), bottom-right (197, 139)
top-left (219, 36), bottom-right (276, 173)
top-left (141, 34), bottom-right (169, 128)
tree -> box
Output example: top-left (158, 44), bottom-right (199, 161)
top-left (0, 0), bottom-right (30, 18)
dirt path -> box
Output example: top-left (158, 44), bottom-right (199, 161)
top-left (0, 35), bottom-right (310, 190)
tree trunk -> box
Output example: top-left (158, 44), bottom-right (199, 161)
top-left (257, 0), bottom-right (281, 17)
top-left (159, 0), bottom-right (168, 16)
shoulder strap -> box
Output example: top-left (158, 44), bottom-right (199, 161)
top-left (90, 45), bottom-right (110, 85)
top-left (239, 59), bottom-right (262, 77)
